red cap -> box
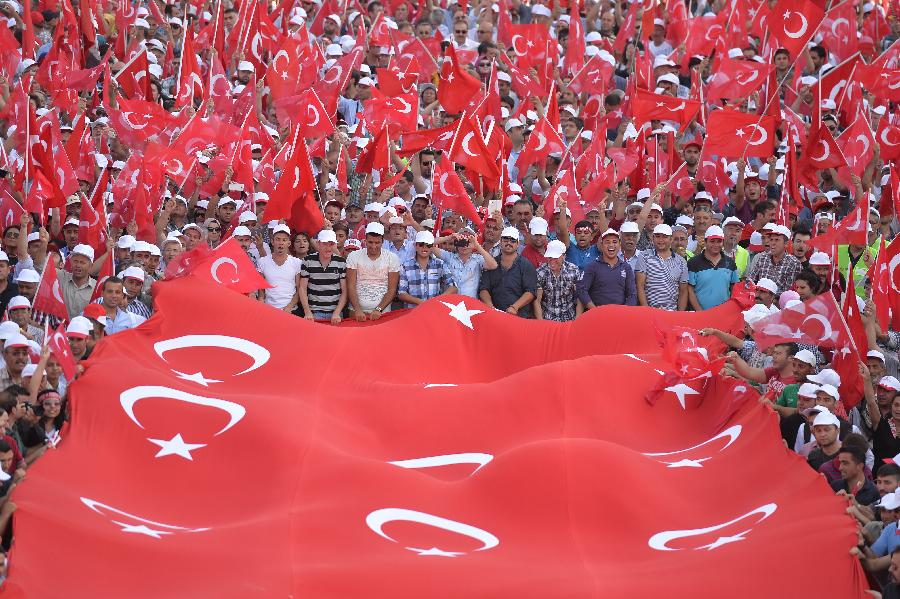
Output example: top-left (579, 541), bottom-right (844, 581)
top-left (82, 303), bottom-right (107, 324)
top-left (439, 229), bottom-right (454, 237)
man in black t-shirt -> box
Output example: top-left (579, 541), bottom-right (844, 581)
top-left (830, 446), bottom-right (879, 506)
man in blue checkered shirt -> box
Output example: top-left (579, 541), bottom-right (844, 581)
top-left (396, 231), bottom-right (457, 308)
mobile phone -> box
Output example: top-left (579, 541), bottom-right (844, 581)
top-left (488, 199), bottom-right (501, 214)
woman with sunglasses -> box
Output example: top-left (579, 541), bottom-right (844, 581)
top-left (34, 389), bottom-right (66, 446)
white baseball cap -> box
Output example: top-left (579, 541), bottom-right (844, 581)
top-left (70, 244), bottom-right (95, 262)
top-left (704, 225), bottom-right (724, 240)
top-left (722, 216), bottom-right (743, 228)
top-left (867, 350), bottom-right (885, 363)
top-left (232, 226), bottom-right (253, 237)
top-left (121, 266), bottom-right (145, 282)
top-left (317, 229), bottom-right (337, 243)
top-left (238, 211), bottom-right (257, 224)
top-left (116, 235), bottom-right (136, 249)
top-left (808, 368), bottom-right (841, 388)
top-left (793, 349), bottom-right (817, 367)
top-left (808, 252), bottom-right (831, 266)
top-left (652, 224), bottom-right (672, 236)
top-left (14, 269), bottom-right (40, 284)
top-left (271, 224), bottom-right (291, 237)
top-left (500, 226), bottom-right (520, 239)
top-left (756, 278), bottom-right (778, 294)
top-left (414, 230), bottom-right (435, 245)
top-left (3, 333), bottom-right (29, 351)
top-left (878, 491), bottom-right (900, 510)
top-left (365, 222), bottom-right (385, 236)
top-left (879, 377), bottom-right (900, 392)
top-left (636, 188), bottom-right (651, 201)
top-left (619, 221), bottom-right (640, 234)
top-left (7, 295), bottom-right (30, 310)
top-left (65, 316), bottom-right (93, 339)
top-left (798, 383), bottom-right (819, 399)
top-left (544, 239), bottom-right (566, 259)
top-left (811, 408), bottom-right (840, 428)
top-left (529, 217), bottom-right (549, 236)
top-left (817, 383), bottom-right (840, 401)
top-left (237, 60), bottom-right (255, 72)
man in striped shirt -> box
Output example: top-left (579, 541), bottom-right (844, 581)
top-left (634, 224), bottom-right (689, 311)
top-left (299, 230), bottom-right (347, 325)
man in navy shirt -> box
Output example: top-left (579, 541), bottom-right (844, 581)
top-left (577, 229), bottom-right (637, 308)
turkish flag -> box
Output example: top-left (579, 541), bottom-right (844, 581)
top-left (768, 0), bottom-right (826, 57)
top-left (33, 260), bottom-right (69, 321)
top-left (543, 168), bottom-right (585, 227)
top-left (836, 116), bottom-right (875, 177)
top-left (114, 50), bottom-right (152, 101)
top-left (841, 267), bottom-right (868, 361)
top-left (812, 53), bottom-right (859, 114)
top-left (78, 169), bottom-right (110, 257)
top-left (437, 45), bottom-right (483, 116)
top-left (398, 121), bottom-right (457, 158)
top-left (704, 110), bottom-right (775, 158)
top-left (631, 89), bottom-right (701, 128)
top-left (514, 116), bottom-right (565, 177)
top-left (877, 120), bottom-right (900, 161)
top-left (0, 189), bottom-right (24, 230)
top-left (175, 28), bottom-right (204, 108)
top-left (47, 323), bottom-right (78, 381)
top-left (390, 30), bottom-right (438, 83)
top-left (260, 127), bottom-right (323, 235)
top-left (167, 237), bottom-right (272, 294)
top-left (267, 35), bottom-right (304, 101)
top-left (497, 53), bottom-right (545, 101)
top-left (566, 56), bottom-right (613, 97)
top-left (363, 89), bottom-right (418, 136)
top-left (106, 97), bottom-right (177, 151)
top-left (798, 124), bottom-right (847, 189)
top-left (705, 59), bottom-right (772, 102)
top-left (142, 142), bottom-right (194, 186)
top-left (170, 114), bottom-right (240, 157)
top-left (808, 194), bottom-right (868, 252)
top-left (431, 158), bottom-right (482, 231)
top-left (272, 89), bottom-right (335, 140)
top-left (750, 293), bottom-right (852, 351)
top-left (1, 276), bottom-right (869, 597)
top-left (448, 115), bottom-right (500, 186)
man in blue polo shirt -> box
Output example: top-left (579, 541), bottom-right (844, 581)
top-left (577, 228), bottom-right (636, 308)
top-left (687, 225), bottom-right (739, 311)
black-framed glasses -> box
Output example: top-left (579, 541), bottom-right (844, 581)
top-left (207, 227), bottom-right (221, 232)
top-left (501, 237), bottom-right (518, 242)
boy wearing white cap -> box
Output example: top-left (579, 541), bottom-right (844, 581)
top-left (298, 230), bottom-right (347, 324)
top-left (346, 222), bottom-right (400, 320)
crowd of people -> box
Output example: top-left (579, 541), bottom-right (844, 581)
top-left (0, 0), bottom-right (896, 590)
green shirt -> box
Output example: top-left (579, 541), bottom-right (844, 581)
top-left (776, 383), bottom-right (800, 408)
top-left (837, 243), bottom-right (877, 298)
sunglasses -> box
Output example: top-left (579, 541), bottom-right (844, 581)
top-left (501, 237), bottom-right (518, 242)
top-left (693, 205), bottom-right (712, 212)
top-left (207, 227), bottom-right (221, 232)
top-left (415, 242), bottom-right (433, 248)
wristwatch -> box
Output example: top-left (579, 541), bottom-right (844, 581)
top-left (374, 307), bottom-right (383, 312)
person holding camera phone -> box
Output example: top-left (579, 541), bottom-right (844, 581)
top-left (431, 229), bottom-right (498, 299)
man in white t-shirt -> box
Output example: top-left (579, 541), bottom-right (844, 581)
top-left (346, 222), bottom-right (400, 321)
top-left (257, 224), bottom-right (302, 311)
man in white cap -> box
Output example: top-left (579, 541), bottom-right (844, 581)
top-left (257, 224), bottom-right (303, 312)
top-left (0, 251), bottom-right (18, 315)
top-left (618, 221), bottom-right (641, 270)
top-left (5, 296), bottom-right (43, 345)
top-left (397, 230), bottom-right (456, 309)
top-left (577, 228), bottom-right (637, 308)
top-left (754, 277), bottom-right (778, 309)
top-left (534, 240), bottom-right (581, 321)
top-left (59, 218), bottom-right (80, 258)
top-left (744, 223), bottom-right (802, 296)
top-left (807, 251), bottom-right (843, 301)
top-left (298, 230), bottom-right (347, 324)
top-left (12, 269), bottom-right (39, 304)
top-left (346, 222), bottom-right (400, 320)
top-left (0, 334), bottom-right (30, 388)
top-left (770, 349), bottom-right (819, 417)
top-left (687, 225), bottom-right (739, 310)
top-left (119, 266), bottom-right (152, 319)
top-left (56, 247), bottom-right (96, 319)
top-left (634, 223), bottom-right (688, 311)
top-left (98, 277), bottom-right (147, 335)
top-left (479, 226), bottom-right (538, 318)
top-left (522, 217), bottom-right (550, 268)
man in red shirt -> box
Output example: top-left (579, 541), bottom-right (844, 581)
top-left (522, 217), bottom-right (550, 268)
top-left (726, 342), bottom-right (798, 399)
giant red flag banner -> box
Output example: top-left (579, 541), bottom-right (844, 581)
top-left (166, 237), bottom-right (272, 294)
top-left (0, 277), bottom-right (868, 597)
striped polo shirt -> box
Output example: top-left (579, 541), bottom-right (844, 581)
top-left (634, 249), bottom-right (689, 310)
top-left (300, 253), bottom-right (346, 312)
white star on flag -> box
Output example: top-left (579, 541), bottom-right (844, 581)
top-left (441, 300), bottom-right (483, 330)
top-left (173, 370), bottom-right (222, 387)
top-left (410, 547), bottom-right (464, 557)
top-left (113, 521), bottom-right (173, 539)
top-left (148, 434), bottom-right (207, 461)
top-left (699, 533), bottom-right (746, 550)
top-left (664, 458), bottom-right (709, 468)
top-left (665, 383), bottom-right (700, 410)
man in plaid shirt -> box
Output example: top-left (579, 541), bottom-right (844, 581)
top-left (396, 231), bottom-right (457, 308)
top-left (745, 224), bottom-right (802, 296)
top-left (534, 241), bottom-right (582, 322)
